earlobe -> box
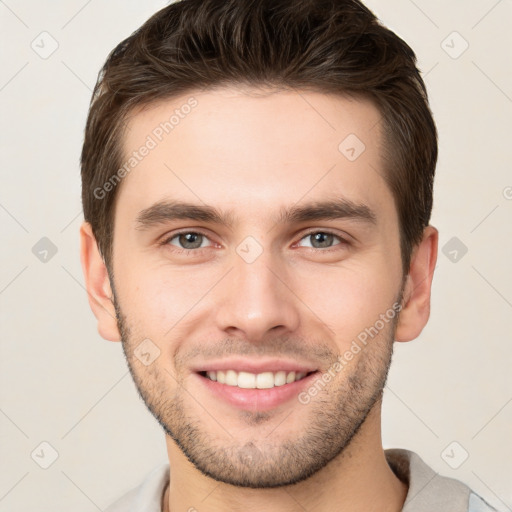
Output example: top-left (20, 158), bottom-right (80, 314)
top-left (394, 225), bottom-right (438, 343)
top-left (79, 221), bottom-right (121, 342)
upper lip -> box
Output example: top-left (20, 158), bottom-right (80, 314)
top-left (192, 358), bottom-right (318, 374)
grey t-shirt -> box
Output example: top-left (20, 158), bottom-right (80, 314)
top-left (105, 448), bottom-right (497, 512)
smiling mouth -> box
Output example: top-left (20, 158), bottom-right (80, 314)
top-left (198, 370), bottom-right (316, 389)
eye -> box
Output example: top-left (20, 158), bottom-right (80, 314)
top-left (297, 231), bottom-right (346, 249)
top-left (166, 231), bottom-right (212, 250)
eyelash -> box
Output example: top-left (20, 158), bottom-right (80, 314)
top-left (159, 229), bottom-right (350, 254)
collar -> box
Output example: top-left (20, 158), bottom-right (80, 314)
top-left (385, 448), bottom-right (471, 511)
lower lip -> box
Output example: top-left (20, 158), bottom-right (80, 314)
top-left (195, 371), bottom-right (319, 411)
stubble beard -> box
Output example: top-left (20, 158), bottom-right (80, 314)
top-left (112, 289), bottom-right (399, 488)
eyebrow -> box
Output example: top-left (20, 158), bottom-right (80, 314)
top-left (135, 198), bottom-right (377, 231)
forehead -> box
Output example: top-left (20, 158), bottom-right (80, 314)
top-left (116, 87), bottom-right (393, 225)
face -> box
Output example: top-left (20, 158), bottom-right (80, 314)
top-left (110, 87), bottom-right (405, 487)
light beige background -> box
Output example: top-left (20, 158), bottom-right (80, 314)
top-left (1, 0), bottom-right (511, 510)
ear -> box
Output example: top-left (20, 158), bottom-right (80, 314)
top-left (395, 225), bottom-right (438, 342)
top-left (79, 221), bottom-right (121, 342)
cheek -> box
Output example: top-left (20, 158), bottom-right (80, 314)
top-left (291, 256), bottom-right (401, 344)
top-left (114, 259), bottom-right (220, 338)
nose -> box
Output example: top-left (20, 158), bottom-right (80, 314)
top-left (214, 249), bottom-right (301, 342)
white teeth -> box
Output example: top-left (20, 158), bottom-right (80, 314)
top-left (274, 371), bottom-right (286, 386)
top-left (225, 370), bottom-right (238, 386)
top-left (237, 371), bottom-right (256, 389)
top-left (256, 372), bottom-right (274, 389)
top-left (286, 371), bottom-right (296, 384)
top-left (204, 369), bottom-right (310, 388)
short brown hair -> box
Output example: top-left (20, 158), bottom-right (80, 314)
top-left (81, 0), bottom-right (437, 275)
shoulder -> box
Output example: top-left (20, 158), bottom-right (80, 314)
top-left (105, 463), bottom-right (170, 512)
top-left (385, 448), bottom-right (498, 512)
top-left (468, 492), bottom-right (498, 512)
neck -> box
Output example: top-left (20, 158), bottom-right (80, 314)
top-left (162, 403), bottom-right (407, 512)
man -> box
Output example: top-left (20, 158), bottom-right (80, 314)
top-left (79, 0), bottom-right (497, 510)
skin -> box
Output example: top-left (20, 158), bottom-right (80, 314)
top-left (80, 87), bottom-right (438, 512)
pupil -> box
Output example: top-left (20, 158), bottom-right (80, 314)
top-left (180, 233), bottom-right (202, 249)
top-left (313, 232), bottom-right (332, 248)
